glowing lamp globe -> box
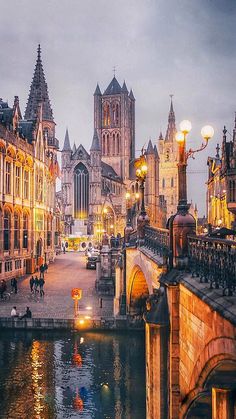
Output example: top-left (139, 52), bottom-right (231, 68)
top-left (136, 168), bottom-right (141, 177)
top-left (180, 120), bottom-right (192, 134)
top-left (125, 192), bottom-right (131, 200)
top-left (141, 164), bottom-right (148, 174)
top-left (175, 131), bottom-right (185, 143)
top-left (135, 192), bottom-right (140, 199)
top-left (201, 125), bottom-right (214, 141)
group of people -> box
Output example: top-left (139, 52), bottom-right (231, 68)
top-left (30, 276), bottom-right (45, 297)
top-left (11, 306), bottom-right (32, 319)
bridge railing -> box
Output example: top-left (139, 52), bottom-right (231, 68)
top-left (188, 235), bottom-right (236, 296)
top-left (143, 226), bottom-right (170, 258)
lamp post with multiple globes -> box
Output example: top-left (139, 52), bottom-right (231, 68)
top-left (135, 150), bottom-right (149, 243)
top-left (172, 120), bottom-right (214, 268)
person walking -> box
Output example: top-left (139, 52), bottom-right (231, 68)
top-left (34, 276), bottom-right (39, 294)
top-left (12, 278), bottom-right (18, 294)
top-left (10, 278), bottom-right (15, 293)
top-left (20, 307), bottom-right (32, 319)
top-left (39, 277), bottom-right (45, 297)
top-left (29, 276), bottom-right (34, 293)
top-left (0, 280), bottom-right (6, 299)
top-left (11, 306), bottom-right (18, 317)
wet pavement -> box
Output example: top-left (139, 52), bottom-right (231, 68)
top-left (0, 252), bottom-right (113, 319)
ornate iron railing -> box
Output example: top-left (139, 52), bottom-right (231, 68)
top-left (188, 235), bottom-right (236, 296)
top-left (143, 226), bottom-right (170, 258)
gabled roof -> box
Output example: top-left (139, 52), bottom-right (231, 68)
top-left (24, 45), bottom-right (54, 122)
top-left (72, 144), bottom-right (90, 160)
top-left (19, 120), bottom-right (34, 143)
top-left (62, 128), bottom-right (71, 151)
top-left (104, 77), bottom-right (122, 95)
top-left (90, 129), bottom-right (101, 151)
top-left (101, 161), bottom-right (121, 181)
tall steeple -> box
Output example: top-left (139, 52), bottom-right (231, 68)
top-left (62, 128), bottom-right (71, 151)
top-left (24, 45), bottom-right (53, 121)
top-left (165, 95), bottom-right (176, 142)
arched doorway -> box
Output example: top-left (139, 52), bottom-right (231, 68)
top-left (102, 207), bottom-right (115, 236)
top-left (129, 269), bottom-right (149, 316)
top-left (74, 163), bottom-right (89, 219)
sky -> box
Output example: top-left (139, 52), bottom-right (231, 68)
top-left (0, 0), bottom-right (236, 215)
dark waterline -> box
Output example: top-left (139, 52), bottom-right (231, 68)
top-left (0, 330), bottom-right (146, 419)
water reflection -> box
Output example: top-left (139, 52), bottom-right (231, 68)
top-left (0, 331), bottom-right (145, 418)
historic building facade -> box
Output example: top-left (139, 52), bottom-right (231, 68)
top-left (60, 77), bottom-right (169, 238)
top-left (207, 117), bottom-right (236, 229)
top-left (158, 97), bottom-right (178, 220)
top-left (0, 45), bottom-right (59, 281)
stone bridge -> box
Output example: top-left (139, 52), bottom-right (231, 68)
top-left (114, 226), bottom-right (236, 418)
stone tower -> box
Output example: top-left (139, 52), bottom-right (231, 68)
top-left (89, 129), bottom-right (102, 233)
top-left (94, 77), bottom-right (135, 181)
top-left (158, 96), bottom-right (178, 219)
top-left (61, 129), bottom-right (72, 215)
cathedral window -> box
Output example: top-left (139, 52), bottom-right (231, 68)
top-left (15, 165), bottom-right (21, 197)
top-left (103, 103), bottom-right (110, 126)
top-left (162, 178), bottom-right (165, 189)
top-left (4, 209), bottom-right (11, 251)
top-left (74, 163), bottom-right (89, 219)
top-left (116, 104), bottom-right (119, 125)
top-left (102, 135), bottom-right (106, 154)
top-left (14, 212), bottom-right (20, 249)
top-left (5, 161), bottom-right (11, 194)
top-left (117, 134), bottom-right (120, 154)
top-left (113, 134), bottom-right (116, 155)
top-left (107, 134), bottom-right (110, 155)
top-left (23, 213), bottom-right (28, 249)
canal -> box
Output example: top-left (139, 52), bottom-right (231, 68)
top-left (0, 330), bottom-right (145, 419)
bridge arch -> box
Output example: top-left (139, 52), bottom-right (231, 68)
top-left (127, 265), bottom-right (151, 315)
top-left (181, 337), bottom-right (236, 418)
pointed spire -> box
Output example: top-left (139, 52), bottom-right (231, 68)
top-left (104, 77), bottom-right (121, 95)
top-left (62, 128), bottom-right (71, 151)
top-left (158, 131), bottom-right (164, 141)
top-left (129, 89), bottom-right (135, 100)
top-left (146, 139), bottom-right (154, 155)
top-left (165, 95), bottom-right (176, 142)
top-left (24, 45), bottom-right (53, 122)
top-left (153, 144), bottom-right (159, 158)
top-left (72, 142), bottom-right (76, 154)
top-left (94, 83), bottom-right (102, 96)
top-left (90, 129), bottom-right (101, 151)
top-left (121, 81), bottom-right (128, 94)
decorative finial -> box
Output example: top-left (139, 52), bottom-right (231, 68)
top-left (113, 65), bottom-right (116, 77)
top-left (37, 44), bottom-right (41, 60)
top-left (223, 125), bottom-right (227, 136)
top-left (216, 143), bottom-right (220, 158)
top-left (169, 94), bottom-right (174, 100)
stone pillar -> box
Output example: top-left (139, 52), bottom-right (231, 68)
top-left (212, 388), bottom-right (235, 419)
top-left (172, 212), bottom-right (196, 269)
top-left (146, 323), bottom-right (168, 419)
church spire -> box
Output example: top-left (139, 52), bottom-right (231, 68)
top-left (62, 128), bottom-right (71, 151)
top-left (165, 95), bottom-right (176, 142)
top-left (24, 44), bottom-right (54, 122)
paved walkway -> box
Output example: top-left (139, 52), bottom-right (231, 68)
top-left (0, 252), bottom-right (114, 319)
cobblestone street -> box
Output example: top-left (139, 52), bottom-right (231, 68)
top-left (0, 252), bottom-right (113, 319)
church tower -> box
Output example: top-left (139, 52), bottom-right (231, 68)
top-left (94, 77), bottom-right (135, 181)
top-left (158, 96), bottom-right (178, 219)
top-left (89, 129), bottom-right (102, 234)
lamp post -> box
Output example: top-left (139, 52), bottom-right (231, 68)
top-left (135, 150), bottom-right (149, 243)
top-left (172, 120), bottom-right (214, 267)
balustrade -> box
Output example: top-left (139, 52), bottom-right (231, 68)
top-left (143, 226), bottom-right (170, 258)
top-left (188, 235), bottom-right (236, 296)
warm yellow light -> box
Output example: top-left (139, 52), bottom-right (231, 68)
top-left (103, 208), bottom-right (108, 214)
top-left (180, 119), bottom-right (192, 134)
top-left (175, 131), bottom-right (185, 143)
top-left (141, 164), bottom-right (148, 174)
top-left (85, 315), bottom-right (91, 319)
top-left (86, 306), bottom-right (92, 310)
top-left (201, 125), bottom-right (214, 140)
top-left (79, 319), bottom-right (85, 325)
top-left (110, 224), bottom-right (114, 229)
top-left (135, 192), bottom-right (140, 199)
top-left (125, 191), bottom-right (131, 200)
top-left (136, 168), bottom-right (141, 177)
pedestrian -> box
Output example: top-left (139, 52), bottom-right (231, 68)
top-left (39, 277), bottom-right (45, 297)
top-left (12, 278), bottom-right (18, 294)
top-left (11, 278), bottom-right (15, 293)
top-left (34, 276), bottom-right (39, 293)
top-left (20, 307), bottom-right (32, 319)
top-left (0, 280), bottom-right (6, 299)
top-left (11, 306), bottom-right (18, 317)
top-left (29, 276), bottom-right (34, 293)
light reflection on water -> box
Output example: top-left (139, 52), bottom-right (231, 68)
top-left (0, 331), bottom-right (145, 419)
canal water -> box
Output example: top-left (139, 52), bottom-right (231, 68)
top-left (0, 330), bottom-right (145, 419)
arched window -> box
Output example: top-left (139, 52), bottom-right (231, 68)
top-left (162, 178), bottom-right (165, 189)
top-left (4, 209), bottom-right (11, 251)
top-left (107, 134), bottom-right (110, 155)
top-left (47, 217), bottom-right (52, 247)
top-left (103, 103), bottom-right (110, 126)
top-left (15, 165), bottom-right (21, 197)
top-left (171, 177), bottom-right (174, 188)
top-left (14, 212), bottom-right (20, 249)
top-left (5, 161), bottom-right (11, 194)
top-left (117, 134), bottom-right (120, 154)
top-left (113, 134), bottom-right (116, 155)
top-left (116, 104), bottom-right (119, 125)
top-left (102, 134), bottom-right (106, 155)
top-left (43, 128), bottom-right (49, 140)
top-left (74, 163), bottom-right (89, 219)
top-left (23, 213), bottom-right (28, 249)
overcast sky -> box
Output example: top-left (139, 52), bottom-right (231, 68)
top-left (0, 0), bottom-right (236, 215)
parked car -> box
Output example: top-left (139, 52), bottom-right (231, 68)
top-left (86, 255), bottom-right (98, 269)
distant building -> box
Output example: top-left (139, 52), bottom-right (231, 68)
top-left (60, 77), bottom-right (166, 238)
top-left (207, 118), bottom-right (236, 229)
top-left (158, 97), bottom-right (178, 220)
top-left (0, 45), bottom-right (59, 281)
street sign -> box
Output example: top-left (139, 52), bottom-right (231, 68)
top-left (71, 288), bottom-right (82, 300)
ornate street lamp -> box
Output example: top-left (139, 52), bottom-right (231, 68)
top-left (172, 120), bottom-right (214, 268)
top-left (135, 150), bottom-right (149, 243)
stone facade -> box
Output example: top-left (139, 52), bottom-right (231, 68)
top-left (0, 45), bottom-right (59, 281)
top-left (207, 119), bottom-right (236, 229)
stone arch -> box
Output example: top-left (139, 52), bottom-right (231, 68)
top-left (180, 337), bottom-right (236, 417)
top-left (128, 265), bottom-right (151, 315)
